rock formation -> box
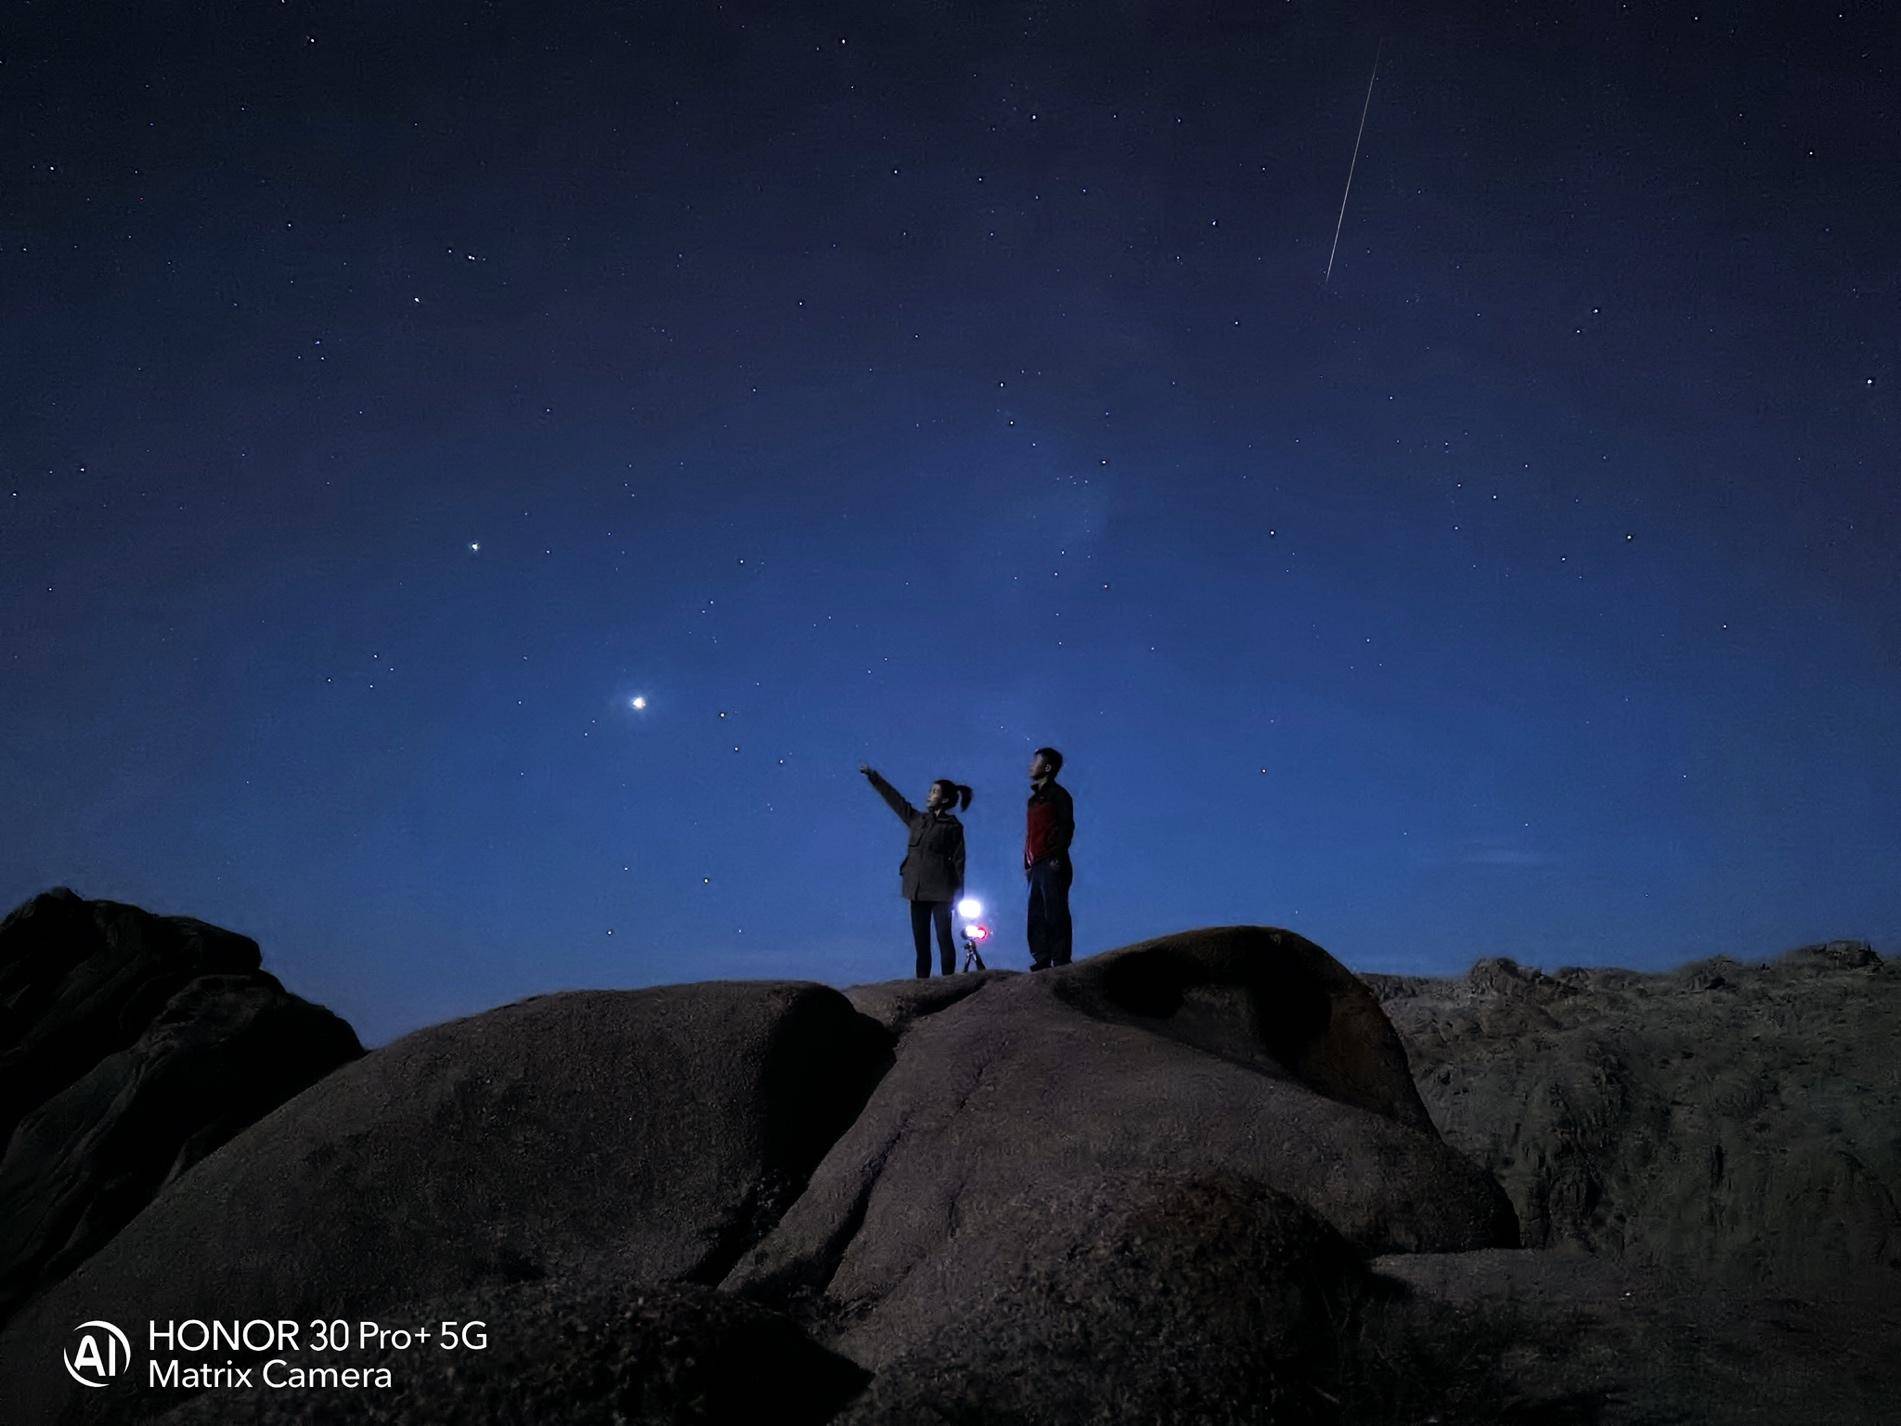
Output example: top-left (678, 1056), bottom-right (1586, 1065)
top-left (0, 921), bottom-right (1511, 1425)
top-left (13, 897), bottom-right (1892, 1424)
top-left (728, 929), bottom-right (1513, 1371)
top-left (1367, 941), bottom-right (1901, 1290)
top-left (0, 890), bottom-right (361, 1328)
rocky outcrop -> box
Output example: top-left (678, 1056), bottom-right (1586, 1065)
top-left (11, 889), bottom-right (1899, 1425)
top-left (0, 890), bottom-right (360, 1327)
top-left (1367, 941), bottom-right (1901, 1288)
top-left (727, 927), bottom-right (1515, 1379)
top-left (834, 1170), bottom-right (1360, 1426)
top-left (1, 921), bottom-right (1515, 1426)
top-left (0, 979), bottom-right (892, 1426)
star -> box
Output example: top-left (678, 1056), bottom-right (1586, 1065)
top-left (629, 695), bottom-right (647, 711)
top-left (468, 542), bottom-right (480, 553)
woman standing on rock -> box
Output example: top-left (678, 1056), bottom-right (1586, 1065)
top-left (859, 764), bottom-right (971, 978)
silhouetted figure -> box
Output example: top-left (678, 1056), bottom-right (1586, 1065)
top-left (1024, 746), bottom-right (1075, 970)
top-left (860, 764), bottom-right (971, 978)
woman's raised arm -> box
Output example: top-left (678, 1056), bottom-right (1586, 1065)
top-left (859, 765), bottom-right (916, 824)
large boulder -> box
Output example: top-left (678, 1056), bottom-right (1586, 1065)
top-left (836, 1170), bottom-right (1362, 1426)
top-left (1367, 942), bottom-right (1901, 1288)
top-left (727, 926), bottom-right (1517, 1377)
top-left (0, 981), bottom-right (891, 1426)
top-left (2, 923), bottom-right (1524, 1424)
top-left (0, 890), bottom-right (361, 1326)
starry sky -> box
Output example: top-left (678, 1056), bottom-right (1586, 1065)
top-left (4, 3), bottom-right (1895, 1046)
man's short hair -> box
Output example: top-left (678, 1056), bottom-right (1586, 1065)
top-left (1034, 746), bottom-right (1064, 775)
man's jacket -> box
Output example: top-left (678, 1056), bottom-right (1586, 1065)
top-left (866, 770), bottom-right (966, 902)
top-left (1024, 779), bottom-right (1074, 868)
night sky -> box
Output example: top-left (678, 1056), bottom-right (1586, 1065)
top-left (5, 3), bottom-right (1895, 1046)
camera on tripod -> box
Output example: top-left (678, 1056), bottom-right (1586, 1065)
top-left (956, 896), bottom-right (990, 972)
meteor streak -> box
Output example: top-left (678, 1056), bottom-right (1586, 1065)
top-left (1324, 40), bottom-right (1383, 285)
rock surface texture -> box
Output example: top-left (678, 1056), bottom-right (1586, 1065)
top-left (10, 904), bottom-right (1893, 1424)
top-left (0, 976), bottom-right (893, 1426)
top-left (727, 928), bottom-right (1514, 1374)
top-left (1, 921), bottom-right (1513, 1425)
top-left (0, 890), bottom-right (361, 1328)
top-left (1366, 941), bottom-right (1901, 1290)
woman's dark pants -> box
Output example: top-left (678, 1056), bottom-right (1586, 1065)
top-left (910, 899), bottom-right (956, 977)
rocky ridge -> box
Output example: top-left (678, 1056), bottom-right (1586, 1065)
top-left (4, 892), bottom-right (1897, 1424)
top-left (0, 889), bottom-right (361, 1329)
top-left (1, 920), bottom-right (1509, 1426)
top-left (1367, 940), bottom-right (1900, 1289)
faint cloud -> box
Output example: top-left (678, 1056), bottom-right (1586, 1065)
top-left (1416, 841), bottom-right (1560, 869)
top-left (1460, 848), bottom-right (1558, 867)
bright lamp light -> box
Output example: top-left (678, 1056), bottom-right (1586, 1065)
top-left (956, 897), bottom-right (983, 920)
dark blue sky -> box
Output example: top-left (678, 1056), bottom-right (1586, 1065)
top-left (5, 2), bottom-right (1895, 1045)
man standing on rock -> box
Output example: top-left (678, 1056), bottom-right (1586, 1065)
top-left (1025, 746), bottom-right (1075, 970)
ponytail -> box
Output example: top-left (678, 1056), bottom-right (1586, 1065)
top-left (933, 779), bottom-right (974, 812)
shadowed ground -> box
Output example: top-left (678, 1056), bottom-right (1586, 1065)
top-left (3, 903), bottom-right (1896, 1424)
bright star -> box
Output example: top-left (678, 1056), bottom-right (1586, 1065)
top-left (469, 542), bottom-right (480, 552)
top-left (630, 695), bottom-right (647, 711)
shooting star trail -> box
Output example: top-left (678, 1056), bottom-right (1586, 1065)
top-left (1324, 40), bottom-right (1383, 285)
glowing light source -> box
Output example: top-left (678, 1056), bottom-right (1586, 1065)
top-left (629, 695), bottom-right (647, 710)
top-left (956, 897), bottom-right (983, 920)
top-left (966, 924), bottom-right (990, 942)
